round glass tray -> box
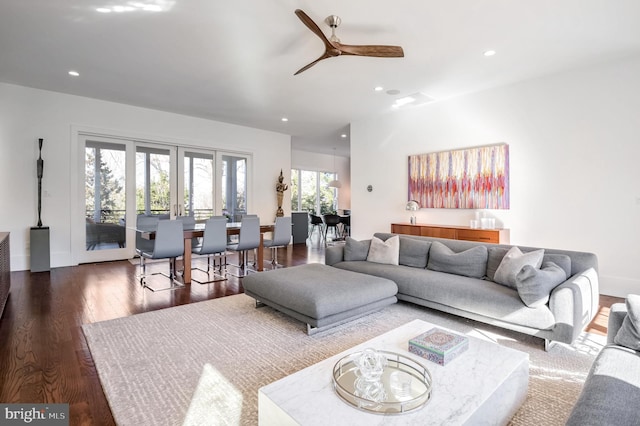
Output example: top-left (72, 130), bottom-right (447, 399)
top-left (332, 349), bottom-right (433, 414)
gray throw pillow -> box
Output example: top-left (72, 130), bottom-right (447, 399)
top-left (614, 294), bottom-right (640, 350)
top-left (366, 236), bottom-right (399, 265)
top-left (486, 247), bottom-right (509, 281)
top-left (427, 241), bottom-right (488, 278)
top-left (542, 253), bottom-right (572, 278)
top-left (398, 237), bottom-right (431, 268)
top-left (515, 262), bottom-right (567, 307)
top-left (494, 246), bottom-right (545, 289)
top-left (344, 237), bottom-right (370, 261)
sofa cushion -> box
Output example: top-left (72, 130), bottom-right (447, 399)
top-left (487, 247), bottom-right (571, 281)
top-left (515, 261), bottom-right (567, 307)
top-left (367, 235), bottom-right (399, 265)
top-left (494, 246), bottom-right (544, 288)
top-left (426, 241), bottom-right (488, 278)
top-left (332, 261), bottom-right (556, 331)
top-left (344, 237), bottom-right (371, 261)
top-left (398, 236), bottom-right (431, 268)
top-left (614, 294), bottom-right (640, 350)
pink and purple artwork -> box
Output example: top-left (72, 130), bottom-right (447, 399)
top-left (408, 144), bottom-right (509, 209)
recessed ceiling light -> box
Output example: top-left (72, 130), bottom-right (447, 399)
top-left (374, 86), bottom-right (384, 92)
top-left (484, 50), bottom-right (496, 57)
top-left (68, 70), bottom-right (80, 77)
top-left (340, 134), bottom-right (347, 138)
top-left (96, 7), bottom-right (111, 13)
top-left (281, 117), bottom-right (288, 122)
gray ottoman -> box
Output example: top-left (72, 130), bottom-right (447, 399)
top-left (242, 263), bottom-right (398, 334)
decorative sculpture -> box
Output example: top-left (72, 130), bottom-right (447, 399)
top-left (275, 169), bottom-right (288, 217)
top-left (37, 138), bottom-right (44, 227)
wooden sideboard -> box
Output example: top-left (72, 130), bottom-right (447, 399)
top-left (391, 223), bottom-right (510, 244)
top-left (0, 232), bottom-right (9, 318)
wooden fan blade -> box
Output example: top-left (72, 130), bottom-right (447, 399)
top-left (336, 43), bottom-right (404, 57)
top-left (294, 53), bottom-right (331, 75)
top-left (294, 9), bottom-right (335, 51)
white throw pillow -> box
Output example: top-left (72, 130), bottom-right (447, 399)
top-left (493, 246), bottom-right (544, 288)
top-left (366, 235), bottom-right (400, 265)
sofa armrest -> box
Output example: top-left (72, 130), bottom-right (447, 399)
top-left (607, 303), bottom-right (627, 344)
top-left (325, 245), bottom-right (345, 266)
top-left (548, 267), bottom-right (599, 344)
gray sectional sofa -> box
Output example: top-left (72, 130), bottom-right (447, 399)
top-left (325, 232), bottom-right (599, 347)
top-left (566, 298), bottom-right (640, 425)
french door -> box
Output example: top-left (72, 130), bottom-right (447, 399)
top-left (76, 133), bottom-right (250, 264)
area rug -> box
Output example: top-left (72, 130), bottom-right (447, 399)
top-left (82, 294), bottom-right (605, 426)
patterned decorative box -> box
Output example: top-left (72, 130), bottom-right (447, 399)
top-left (408, 327), bottom-right (469, 366)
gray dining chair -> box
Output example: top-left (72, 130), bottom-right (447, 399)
top-left (135, 214), bottom-right (160, 276)
top-left (177, 215), bottom-right (196, 230)
top-left (139, 219), bottom-right (185, 291)
top-left (226, 216), bottom-right (260, 277)
top-left (191, 216), bottom-right (228, 284)
top-left (263, 216), bottom-right (291, 268)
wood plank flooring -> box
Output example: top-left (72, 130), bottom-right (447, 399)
top-left (0, 242), bottom-right (623, 425)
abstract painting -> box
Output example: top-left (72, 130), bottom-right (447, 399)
top-left (408, 143), bottom-right (509, 209)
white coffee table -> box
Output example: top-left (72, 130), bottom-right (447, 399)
top-left (259, 319), bottom-right (529, 425)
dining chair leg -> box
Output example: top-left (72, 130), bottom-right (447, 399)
top-left (192, 253), bottom-right (228, 284)
top-left (140, 256), bottom-right (186, 292)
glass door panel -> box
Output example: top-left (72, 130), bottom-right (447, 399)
top-left (136, 145), bottom-right (176, 217)
top-left (179, 148), bottom-right (215, 221)
top-left (84, 140), bottom-right (127, 251)
top-left (220, 154), bottom-right (248, 221)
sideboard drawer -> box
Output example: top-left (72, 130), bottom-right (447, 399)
top-left (456, 229), bottom-right (499, 243)
top-left (420, 227), bottom-right (457, 239)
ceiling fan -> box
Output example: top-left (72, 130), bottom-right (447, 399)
top-left (294, 9), bottom-right (404, 75)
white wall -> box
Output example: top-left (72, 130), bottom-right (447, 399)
top-left (292, 149), bottom-right (351, 210)
top-left (0, 83), bottom-right (291, 271)
top-left (351, 55), bottom-right (640, 297)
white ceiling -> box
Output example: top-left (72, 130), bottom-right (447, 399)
top-left (2, 0), bottom-right (640, 157)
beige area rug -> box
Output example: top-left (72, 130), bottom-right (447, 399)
top-left (82, 294), bottom-right (605, 426)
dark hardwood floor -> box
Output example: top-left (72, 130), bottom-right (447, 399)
top-left (0, 241), bottom-right (623, 425)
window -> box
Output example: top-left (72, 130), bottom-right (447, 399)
top-left (290, 169), bottom-right (338, 214)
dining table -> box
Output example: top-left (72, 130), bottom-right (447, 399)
top-left (138, 222), bottom-right (275, 284)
